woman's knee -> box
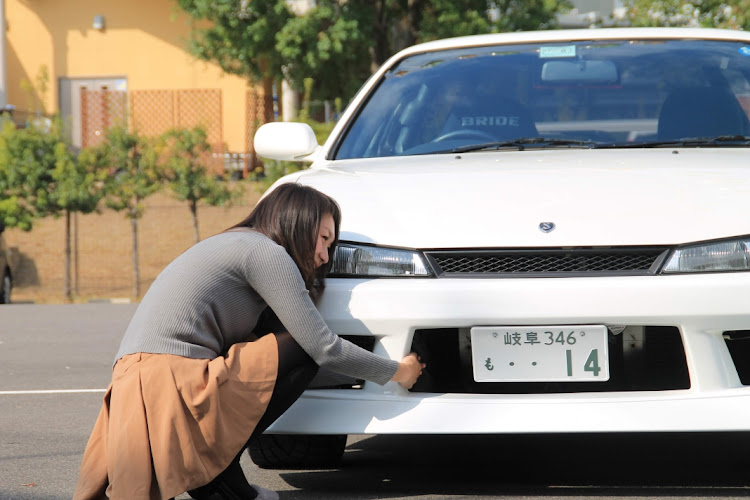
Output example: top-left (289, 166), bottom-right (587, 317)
top-left (273, 331), bottom-right (318, 378)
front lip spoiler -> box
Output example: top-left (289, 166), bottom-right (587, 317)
top-left (267, 387), bottom-right (750, 434)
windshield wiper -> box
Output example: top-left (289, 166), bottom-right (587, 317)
top-left (449, 137), bottom-right (599, 153)
top-left (613, 135), bottom-right (750, 149)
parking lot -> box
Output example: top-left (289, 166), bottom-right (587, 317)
top-left (3, 303), bottom-right (750, 500)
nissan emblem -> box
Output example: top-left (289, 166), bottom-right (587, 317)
top-left (539, 222), bottom-right (556, 233)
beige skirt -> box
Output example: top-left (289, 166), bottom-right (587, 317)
top-left (73, 334), bottom-right (278, 500)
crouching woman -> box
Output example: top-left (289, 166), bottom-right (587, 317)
top-left (74, 183), bottom-right (424, 500)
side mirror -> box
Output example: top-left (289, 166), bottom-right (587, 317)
top-left (254, 122), bottom-right (320, 161)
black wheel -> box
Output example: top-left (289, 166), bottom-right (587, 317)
top-left (0, 270), bottom-right (10, 304)
top-left (248, 434), bottom-right (347, 469)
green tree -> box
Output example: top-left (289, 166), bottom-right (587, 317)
top-left (84, 126), bottom-right (161, 299)
top-left (492, 0), bottom-right (573, 32)
top-left (276, 0), bottom-right (372, 101)
top-left (623, 0), bottom-right (750, 29)
top-left (0, 115), bottom-right (107, 301)
top-left (0, 118), bottom-right (59, 231)
top-left (160, 126), bottom-right (243, 244)
top-left (276, 0), bottom-right (498, 96)
top-left (351, 0), bottom-right (572, 69)
top-left (52, 133), bottom-right (107, 302)
top-left (624, 0), bottom-right (701, 26)
top-left (177, 0), bottom-right (573, 105)
top-left (0, 64), bottom-right (59, 231)
top-left (176, 0), bottom-right (292, 117)
top-left (416, 0), bottom-right (493, 42)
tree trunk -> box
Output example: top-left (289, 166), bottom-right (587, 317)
top-left (406, 0), bottom-right (423, 47)
top-left (64, 210), bottom-right (72, 303)
top-left (258, 56), bottom-right (276, 122)
top-left (263, 75), bottom-right (275, 121)
top-left (370, 0), bottom-right (390, 73)
top-left (190, 200), bottom-right (200, 244)
top-left (131, 215), bottom-right (140, 299)
top-left (74, 211), bottom-right (79, 297)
top-left (281, 79), bottom-right (299, 122)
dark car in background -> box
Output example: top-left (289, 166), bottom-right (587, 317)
top-left (0, 222), bottom-right (13, 303)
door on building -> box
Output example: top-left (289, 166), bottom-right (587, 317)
top-left (59, 77), bottom-right (127, 149)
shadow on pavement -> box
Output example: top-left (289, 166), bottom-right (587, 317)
top-left (278, 433), bottom-right (750, 499)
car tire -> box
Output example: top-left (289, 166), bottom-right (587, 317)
top-left (0, 270), bottom-right (10, 304)
top-left (248, 434), bottom-right (347, 469)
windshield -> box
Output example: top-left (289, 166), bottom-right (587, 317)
top-left (334, 38), bottom-right (750, 159)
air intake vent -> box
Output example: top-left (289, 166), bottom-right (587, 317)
top-left (724, 330), bottom-right (750, 385)
top-left (307, 335), bottom-right (376, 389)
top-left (426, 247), bottom-right (669, 277)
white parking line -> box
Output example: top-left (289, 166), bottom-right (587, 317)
top-left (0, 389), bottom-right (107, 395)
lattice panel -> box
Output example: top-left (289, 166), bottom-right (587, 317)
top-left (80, 89), bottom-right (128, 148)
top-left (246, 89), bottom-right (272, 173)
top-left (176, 89), bottom-right (222, 144)
top-left (176, 89), bottom-right (223, 174)
top-left (79, 88), bottom-right (226, 175)
top-left (131, 90), bottom-right (174, 136)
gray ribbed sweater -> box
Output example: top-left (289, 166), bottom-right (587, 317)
top-left (115, 229), bottom-right (399, 386)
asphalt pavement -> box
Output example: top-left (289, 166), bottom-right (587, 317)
top-left (3, 303), bottom-right (750, 500)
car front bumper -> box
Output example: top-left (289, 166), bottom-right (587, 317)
top-left (267, 272), bottom-right (750, 434)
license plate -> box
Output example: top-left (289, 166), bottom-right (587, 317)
top-left (470, 325), bottom-right (610, 382)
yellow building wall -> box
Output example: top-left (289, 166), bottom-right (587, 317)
top-left (5, 0), bottom-right (252, 152)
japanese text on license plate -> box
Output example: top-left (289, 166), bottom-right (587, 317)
top-left (470, 325), bottom-right (610, 382)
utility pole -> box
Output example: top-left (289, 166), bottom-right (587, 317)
top-left (0, 0), bottom-right (7, 107)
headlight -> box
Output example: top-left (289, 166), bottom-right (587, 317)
top-left (329, 243), bottom-right (433, 277)
top-left (661, 238), bottom-right (750, 274)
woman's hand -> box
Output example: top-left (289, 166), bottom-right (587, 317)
top-left (392, 352), bottom-right (426, 389)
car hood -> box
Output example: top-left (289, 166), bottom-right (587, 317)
top-left (293, 148), bottom-right (750, 248)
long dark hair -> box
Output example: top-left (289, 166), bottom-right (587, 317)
top-left (229, 183), bottom-right (341, 301)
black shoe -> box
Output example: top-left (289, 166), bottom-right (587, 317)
top-left (187, 456), bottom-right (259, 500)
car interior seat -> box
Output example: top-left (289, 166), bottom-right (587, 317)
top-left (441, 96), bottom-right (539, 142)
top-left (657, 87), bottom-right (750, 140)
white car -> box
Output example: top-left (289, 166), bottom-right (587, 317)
top-left (251, 27), bottom-right (750, 468)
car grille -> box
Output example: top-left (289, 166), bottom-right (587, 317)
top-left (425, 247), bottom-right (670, 277)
